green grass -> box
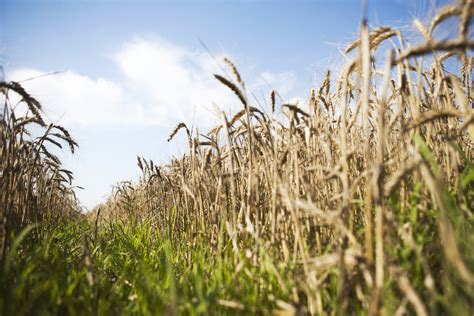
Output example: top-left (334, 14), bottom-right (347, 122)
top-left (0, 219), bottom-right (297, 315)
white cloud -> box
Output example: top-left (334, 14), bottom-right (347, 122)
top-left (8, 69), bottom-right (145, 127)
top-left (113, 37), bottom-right (240, 128)
top-left (8, 36), bottom-right (297, 132)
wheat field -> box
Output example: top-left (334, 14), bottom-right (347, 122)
top-left (1, 1), bottom-right (473, 315)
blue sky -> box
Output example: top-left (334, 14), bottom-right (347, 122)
top-left (0, 0), bottom-right (447, 209)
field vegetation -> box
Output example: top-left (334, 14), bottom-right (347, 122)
top-left (1, 1), bottom-right (473, 314)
